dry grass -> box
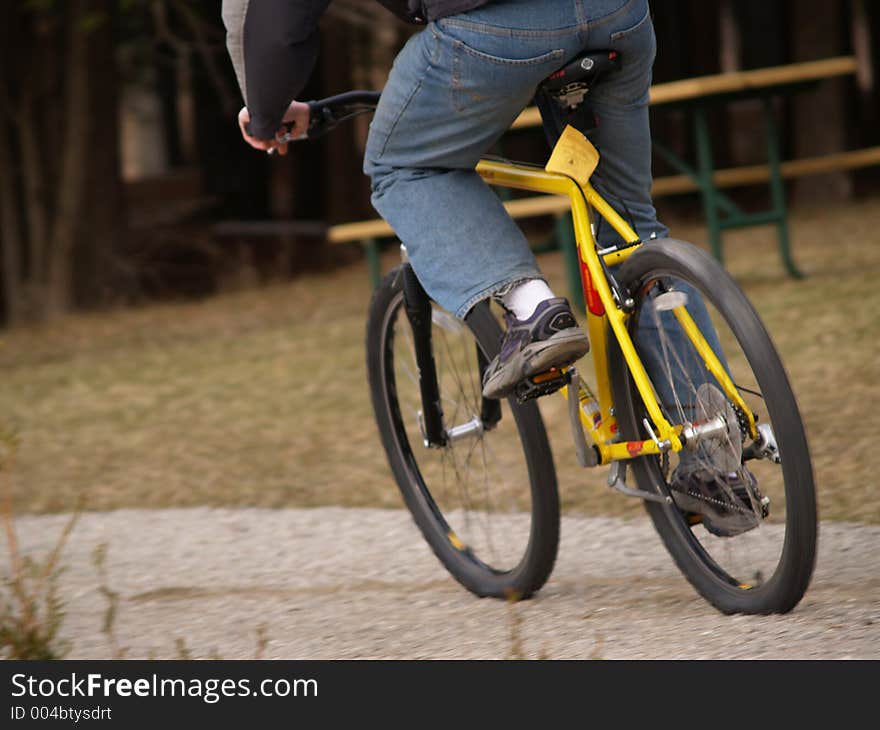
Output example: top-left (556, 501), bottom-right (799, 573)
top-left (1, 197), bottom-right (878, 523)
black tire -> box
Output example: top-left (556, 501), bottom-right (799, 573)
top-left (366, 265), bottom-right (560, 599)
top-left (609, 239), bottom-right (818, 614)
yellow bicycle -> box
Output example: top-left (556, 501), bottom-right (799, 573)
top-left (293, 53), bottom-right (817, 615)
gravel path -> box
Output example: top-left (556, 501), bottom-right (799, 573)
top-left (5, 508), bottom-right (879, 660)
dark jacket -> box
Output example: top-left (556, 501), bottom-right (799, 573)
top-left (222, 0), bottom-right (492, 140)
top-left (376, 1), bottom-right (492, 23)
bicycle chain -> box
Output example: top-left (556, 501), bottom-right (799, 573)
top-left (662, 397), bottom-right (766, 519)
top-left (733, 405), bottom-right (751, 442)
top-left (671, 482), bottom-right (756, 516)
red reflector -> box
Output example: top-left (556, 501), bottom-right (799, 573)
top-left (532, 369), bottom-right (564, 384)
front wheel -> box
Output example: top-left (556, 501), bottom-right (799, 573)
top-left (366, 265), bottom-right (560, 599)
top-left (609, 239), bottom-right (818, 614)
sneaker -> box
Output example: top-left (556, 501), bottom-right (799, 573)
top-left (670, 467), bottom-right (767, 537)
top-left (482, 297), bottom-right (590, 400)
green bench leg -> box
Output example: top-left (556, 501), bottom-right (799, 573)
top-left (762, 98), bottom-right (804, 279)
top-left (556, 212), bottom-right (584, 304)
top-left (693, 103), bottom-right (803, 279)
top-left (653, 139), bottom-right (743, 218)
top-left (693, 107), bottom-right (725, 265)
top-left (365, 238), bottom-right (381, 289)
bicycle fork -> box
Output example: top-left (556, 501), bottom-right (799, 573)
top-left (402, 264), bottom-right (446, 448)
top-left (402, 264), bottom-right (500, 449)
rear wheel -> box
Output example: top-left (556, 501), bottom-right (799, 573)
top-left (366, 265), bottom-right (560, 599)
top-left (609, 240), bottom-right (818, 614)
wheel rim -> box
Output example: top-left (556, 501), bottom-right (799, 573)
top-left (628, 271), bottom-right (799, 591)
top-left (380, 291), bottom-right (538, 575)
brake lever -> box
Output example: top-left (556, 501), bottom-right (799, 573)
top-left (265, 101), bottom-right (373, 154)
top-left (266, 122), bottom-right (307, 155)
top-left (266, 107), bottom-right (337, 154)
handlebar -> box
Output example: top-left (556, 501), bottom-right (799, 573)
top-left (273, 90), bottom-right (381, 149)
top-left (310, 90), bottom-right (382, 112)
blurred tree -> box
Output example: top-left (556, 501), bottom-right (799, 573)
top-left (790, 0), bottom-right (852, 203)
top-left (0, 0), bottom-right (100, 323)
top-left (1, 1), bottom-right (877, 325)
top-left (0, 0), bottom-right (238, 325)
top-left (321, 1), bottom-right (408, 225)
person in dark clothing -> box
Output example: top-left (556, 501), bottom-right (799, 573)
top-left (222, 0), bottom-right (663, 398)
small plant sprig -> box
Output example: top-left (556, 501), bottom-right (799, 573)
top-left (93, 537), bottom-right (273, 660)
top-left (0, 430), bottom-right (80, 659)
top-left (505, 589), bottom-right (551, 660)
top-left (91, 542), bottom-right (127, 658)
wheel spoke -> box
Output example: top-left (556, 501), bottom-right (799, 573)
top-left (373, 287), bottom-right (555, 589)
top-left (613, 244), bottom-right (816, 614)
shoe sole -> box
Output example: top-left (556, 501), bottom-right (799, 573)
top-left (482, 329), bottom-right (590, 399)
top-left (522, 329), bottom-right (590, 376)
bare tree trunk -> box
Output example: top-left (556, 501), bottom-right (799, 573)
top-left (44, 0), bottom-right (90, 318)
top-left (172, 0), bottom-right (237, 117)
top-left (790, 0), bottom-right (852, 204)
top-left (718, 0), bottom-right (741, 74)
top-left (0, 119), bottom-right (23, 325)
top-left (19, 95), bottom-right (49, 299)
top-left (77, 0), bottom-right (125, 309)
top-left (370, 23), bottom-right (399, 92)
top-left (851, 0), bottom-right (875, 95)
top-left (175, 53), bottom-right (197, 165)
top-left (322, 20), bottom-right (362, 227)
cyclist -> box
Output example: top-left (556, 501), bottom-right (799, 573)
top-left (222, 0), bottom-right (756, 532)
top-left (221, 0), bottom-right (663, 399)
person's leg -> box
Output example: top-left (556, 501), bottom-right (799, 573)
top-left (365, 1), bottom-right (603, 398)
top-left (575, 1), bottom-right (727, 410)
top-left (579, 4), bottom-right (745, 509)
top-left (581, 1), bottom-right (667, 245)
top-left (364, 1), bottom-right (591, 319)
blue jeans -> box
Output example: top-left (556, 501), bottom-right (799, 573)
top-left (365, 0), bottom-right (725, 412)
top-left (365, 0), bottom-right (663, 318)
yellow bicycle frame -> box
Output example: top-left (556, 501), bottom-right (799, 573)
top-left (475, 127), bottom-right (754, 465)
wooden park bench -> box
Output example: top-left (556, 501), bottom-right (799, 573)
top-left (508, 55), bottom-right (876, 294)
top-left (221, 56), bottom-right (880, 300)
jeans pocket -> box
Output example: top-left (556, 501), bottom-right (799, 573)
top-left (452, 38), bottom-right (566, 68)
top-left (609, 2), bottom-right (651, 42)
top-left (438, 23), bottom-right (565, 114)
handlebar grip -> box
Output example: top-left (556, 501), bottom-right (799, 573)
top-left (270, 90), bottom-right (382, 151)
top-left (305, 90), bottom-right (382, 140)
top-left (307, 90), bottom-right (382, 113)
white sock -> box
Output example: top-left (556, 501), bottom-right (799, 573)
top-left (500, 279), bottom-right (556, 320)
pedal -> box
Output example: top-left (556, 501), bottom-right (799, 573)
top-left (514, 368), bottom-right (571, 404)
